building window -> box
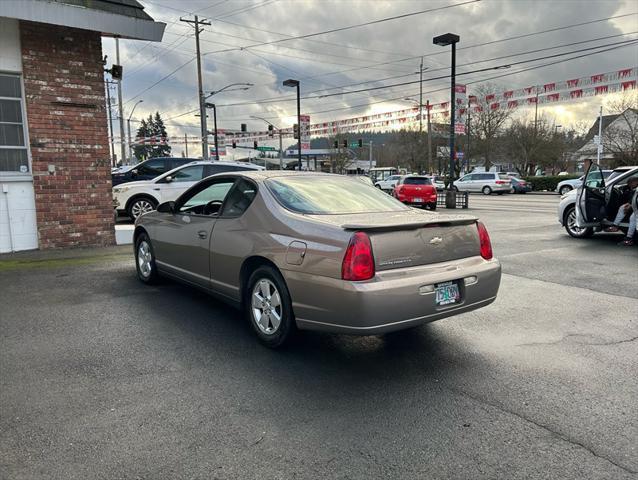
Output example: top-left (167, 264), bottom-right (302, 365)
top-left (0, 73), bottom-right (29, 173)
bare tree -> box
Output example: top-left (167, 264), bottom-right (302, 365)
top-left (471, 83), bottom-right (512, 171)
top-left (603, 92), bottom-right (638, 167)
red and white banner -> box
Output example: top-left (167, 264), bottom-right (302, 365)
top-left (300, 114), bottom-right (311, 150)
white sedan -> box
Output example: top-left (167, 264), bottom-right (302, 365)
top-left (113, 160), bottom-right (264, 219)
top-left (374, 174), bottom-right (402, 192)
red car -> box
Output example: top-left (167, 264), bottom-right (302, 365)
top-left (393, 175), bottom-right (438, 210)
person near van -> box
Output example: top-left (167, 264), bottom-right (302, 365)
top-left (604, 177), bottom-right (638, 235)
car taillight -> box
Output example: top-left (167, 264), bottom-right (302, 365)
top-left (476, 222), bottom-right (493, 260)
top-left (342, 231), bottom-right (375, 281)
top-left (495, 180), bottom-right (507, 184)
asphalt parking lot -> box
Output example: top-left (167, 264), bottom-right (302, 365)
top-left (1, 194), bottom-right (637, 479)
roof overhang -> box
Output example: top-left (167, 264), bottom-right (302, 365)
top-left (0, 0), bottom-right (165, 41)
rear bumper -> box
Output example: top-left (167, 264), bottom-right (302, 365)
top-left (284, 256), bottom-right (501, 335)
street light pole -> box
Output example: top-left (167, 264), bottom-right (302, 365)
top-left (203, 83), bottom-right (253, 161)
top-left (283, 79), bottom-right (302, 171)
top-left (433, 32), bottom-right (460, 209)
top-left (419, 56), bottom-right (424, 134)
top-left (127, 99), bottom-right (143, 163)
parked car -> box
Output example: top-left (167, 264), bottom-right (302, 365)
top-left (133, 172), bottom-right (501, 347)
top-left (555, 170), bottom-right (612, 195)
top-left (393, 175), bottom-right (438, 210)
top-left (453, 172), bottom-right (511, 195)
top-left (112, 157), bottom-right (199, 186)
top-left (114, 160), bottom-right (264, 219)
top-left (558, 165), bottom-right (638, 238)
top-left (426, 175), bottom-right (446, 191)
top-left (374, 174), bottom-right (402, 192)
top-left (509, 177), bottom-right (532, 194)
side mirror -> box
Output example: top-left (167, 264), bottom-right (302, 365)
top-left (157, 201), bottom-right (175, 213)
top-left (131, 169), bottom-right (138, 176)
top-left (165, 175), bottom-right (173, 183)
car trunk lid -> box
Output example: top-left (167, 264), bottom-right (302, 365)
top-left (306, 210), bottom-right (480, 270)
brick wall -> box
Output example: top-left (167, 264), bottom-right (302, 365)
top-left (20, 21), bottom-right (115, 249)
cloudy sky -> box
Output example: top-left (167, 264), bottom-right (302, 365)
top-left (103, 0), bottom-right (638, 155)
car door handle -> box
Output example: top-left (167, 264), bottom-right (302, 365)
top-left (197, 230), bottom-right (207, 239)
top-left (153, 187), bottom-right (160, 191)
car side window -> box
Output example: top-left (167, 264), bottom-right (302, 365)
top-left (221, 178), bottom-right (258, 217)
top-left (136, 158), bottom-right (165, 176)
top-left (178, 179), bottom-right (236, 215)
top-left (479, 173), bottom-right (492, 180)
top-left (170, 165), bottom-right (205, 183)
top-left (205, 165), bottom-right (243, 176)
top-left (584, 164), bottom-right (605, 188)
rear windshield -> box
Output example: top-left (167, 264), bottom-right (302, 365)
top-left (498, 173), bottom-right (510, 180)
top-left (403, 177), bottom-right (431, 185)
top-left (266, 176), bottom-right (409, 214)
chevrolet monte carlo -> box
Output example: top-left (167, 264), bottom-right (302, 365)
top-left (134, 171), bottom-right (501, 347)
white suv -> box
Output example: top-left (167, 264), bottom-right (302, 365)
top-left (113, 160), bottom-right (265, 219)
top-left (374, 175), bottom-right (402, 192)
top-left (453, 172), bottom-right (511, 195)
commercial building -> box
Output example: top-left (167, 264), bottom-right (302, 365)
top-left (0, 0), bottom-right (164, 253)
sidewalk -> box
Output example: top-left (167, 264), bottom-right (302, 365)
top-left (0, 244), bottom-right (131, 271)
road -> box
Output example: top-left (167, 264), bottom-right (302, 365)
top-left (1, 194), bottom-right (637, 479)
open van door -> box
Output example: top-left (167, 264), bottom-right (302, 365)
top-left (576, 163), bottom-right (606, 228)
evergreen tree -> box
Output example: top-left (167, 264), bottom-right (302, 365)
top-left (133, 117), bottom-right (151, 161)
top-left (150, 111), bottom-right (171, 158)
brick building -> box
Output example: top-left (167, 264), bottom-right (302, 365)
top-left (0, 0), bottom-right (164, 253)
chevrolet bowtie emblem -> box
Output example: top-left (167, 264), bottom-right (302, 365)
top-left (429, 237), bottom-right (443, 245)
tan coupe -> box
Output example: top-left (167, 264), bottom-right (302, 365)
top-left (134, 171), bottom-right (501, 347)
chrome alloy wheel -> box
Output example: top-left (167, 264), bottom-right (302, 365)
top-left (251, 279), bottom-right (283, 335)
top-left (131, 199), bottom-right (155, 219)
top-left (137, 240), bottom-right (153, 278)
top-left (566, 208), bottom-right (586, 236)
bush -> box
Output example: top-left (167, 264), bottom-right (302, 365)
top-left (521, 175), bottom-right (580, 192)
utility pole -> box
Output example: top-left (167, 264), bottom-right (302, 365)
top-left (419, 56), bottom-right (423, 134)
top-left (466, 100), bottom-right (471, 174)
top-left (426, 100), bottom-right (432, 174)
top-left (181, 15), bottom-right (211, 159)
top-left (115, 37), bottom-right (126, 165)
top-left (184, 133), bottom-right (188, 157)
top-left (596, 106), bottom-right (603, 165)
top-left (369, 139), bottom-right (373, 172)
top-left (105, 80), bottom-right (115, 167)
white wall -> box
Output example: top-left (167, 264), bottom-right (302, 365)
top-left (0, 17), bottom-right (38, 252)
top-left (1, 182), bottom-right (38, 253)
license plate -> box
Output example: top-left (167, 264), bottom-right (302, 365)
top-left (413, 197), bottom-right (423, 203)
top-left (435, 281), bottom-right (461, 306)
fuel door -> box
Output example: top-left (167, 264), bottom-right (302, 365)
top-left (285, 241), bottom-right (307, 266)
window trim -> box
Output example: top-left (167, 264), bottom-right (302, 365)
top-left (174, 175), bottom-right (239, 217)
top-left (0, 73), bottom-right (32, 178)
top-left (219, 177), bottom-right (259, 219)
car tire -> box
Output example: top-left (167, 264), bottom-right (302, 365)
top-left (246, 265), bottom-right (295, 348)
top-left (563, 205), bottom-right (594, 239)
top-left (375, 184), bottom-right (382, 189)
top-left (497, 191), bottom-right (505, 195)
top-left (482, 186), bottom-right (492, 195)
top-left (135, 232), bottom-right (160, 284)
top-left (559, 185), bottom-right (572, 196)
top-left (428, 203), bottom-right (437, 211)
top-left (127, 196), bottom-right (158, 220)
top-left (453, 186), bottom-right (459, 192)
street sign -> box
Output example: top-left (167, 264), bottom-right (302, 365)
top-left (300, 114), bottom-right (310, 150)
top-left (593, 135), bottom-right (600, 145)
top-left (349, 143), bottom-right (359, 148)
top-left (256, 146), bottom-right (276, 151)
top-left (455, 151), bottom-right (464, 159)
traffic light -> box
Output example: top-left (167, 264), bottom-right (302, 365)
top-left (268, 125), bottom-right (274, 137)
top-left (253, 140), bottom-right (258, 149)
top-left (342, 140), bottom-right (348, 148)
top-left (358, 138), bottom-right (363, 148)
top-left (334, 140), bottom-right (338, 149)
top-left (293, 124), bottom-right (299, 139)
top-left (241, 123), bottom-right (247, 132)
top-left (232, 140), bottom-right (237, 149)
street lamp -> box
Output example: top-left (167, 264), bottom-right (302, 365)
top-left (202, 83), bottom-right (252, 160)
top-left (433, 32), bottom-right (460, 209)
top-left (251, 115), bottom-right (284, 170)
top-left (283, 78), bottom-right (302, 171)
top-left (127, 99), bottom-right (143, 163)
